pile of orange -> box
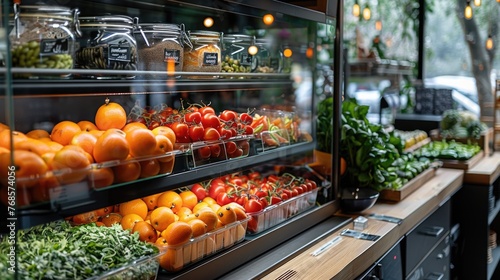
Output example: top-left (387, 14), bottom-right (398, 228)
top-left (66, 188), bottom-right (248, 272)
top-left (0, 98), bottom-right (177, 208)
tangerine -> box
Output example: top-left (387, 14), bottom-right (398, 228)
top-left (139, 158), bottom-right (160, 178)
top-left (72, 211), bottom-right (98, 225)
top-left (179, 190), bottom-right (198, 210)
top-left (132, 221), bottom-right (158, 243)
top-left (155, 236), bottom-right (168, 247)
top-left (0, 150), bottom-right (48, 188)
top-left (70, 131), bottom-right (97, 156)
top-left (112, 155), bottom-right (141, 183)
top-left (126, 128), bottom-right (157, 157)
top-left (44, 140), bottom-right (64, 152)
top-left (150, 206), bottom-right (176, 232)
top-left (77, 120), bottom-right (98, 132)
top-left (194, 208), bottom-right (218, 232)
top-left (26, 129), bottom-right (50, 139)
top-left (162, 221), bottom-right (193, 246)
top-left (95, 99), bottom-right (127, 131)
top-left (154, 134), bottom-right (174, 162)
top-left (93, 129), bottom-right (130, 163)
top-left (120, 213), bottom-right (144, 231)
top-left (142, 192), bottom-right (163, 211)
top-left (50, 120), bottom-right (82, 145)
top-left (151, 126), bottom-right (176, 145)
top-left (89, 167), bottom-right (114, 189)
top-left (188, 219), bottom-right (208, 237)
top-left (95, 206), bottom-right (114, 217)
top-left (50, 145), bottom-right (91, 184)
top-left (119, 198), bottom-right (148, 220)
top-left (216, 205), bottom-right (237, 225)
top-left (0, 130), bottom-right (27, 149)
top-left (122, 122), bottom-right (148, 133)
top-left (14, 138), bottom-right (52, 156)
top-left (157, 191), bottom-right (183, 214)
top-left (101, 212), bottom-right (123, 227)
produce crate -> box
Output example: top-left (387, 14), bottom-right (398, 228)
top-left (440, 150), bottom-right (484, 170)
top-left (246, 188), bottom-right (318, 234)
top-left (91, 251), bottom-right (165, 280)
top-left (429, 127), bottom-right (493, 156)
top-left (160, 217), bottom-right (249, 273)
top-left (379, 166), bottom-right (437, 202)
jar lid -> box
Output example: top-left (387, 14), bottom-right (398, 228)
top-left (17, 5), bottom-right (75, 20)
top-left (79, 15), bottom-right (134, 29)
top-left (188, 30), bottom-right (222, 38)
top-left (136, 23), bottom-right (182, 34)
top-left (223, 34), bottom-right (255, 44)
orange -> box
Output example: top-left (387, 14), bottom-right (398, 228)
top-left (44, 140), bottom-right (64, 152)
top-left (188, 219), bottom-right (208, 237)
top-left (95, 206), bottom-right (114, 217)
top-left (93, 129), bottom-right (130, 163)
top-left (77, 120), bottom-right (98, 132)
top-left (179, 190), bottom-right (198, 210)
top-left (40, 152), bottom-right (56, 169)
top-left (155, 236), bottom-right (168, 247)
top-left (158, 160), bottom-right (175, 175)
top-left (216, 205), bottom-right (237, 225)
top-left (95, 99), bottom-right (127, 131)
top-left (139, 158), bottom-right (160, 178)
top-left (228, 202), bottom-right (247, 220)
top-left (126, 128), bottom-right (157, 157)
top-left (159, 248), bottom-right (183, 271)
top-left (122, 122), bottom-right (148, 133)
top-left (150, 206), bottom-right (176, 232)
top-left (0, 130), bottom-right (27, 149)
top-left (101, 212), bottom-right (123, 227)
top-left (152, 126), bottom-right (176, 145)
top-left (176, 206), bottom-right (193, 218)
top-left (70, 131), bottom-right (97, 156)
top-left (192, 202), bottom-right (210, 213)
top-left (132, 221), bottom-right (158, 243)
top-left (50, 145), bottom-right (91, 184)
top-left (0, 150), bottom-right (48, 188)
top-left (14, 138), bottom-right (52, 156)
top-left (62, 144), bottom-right (94, 164)
top-left (120, 213), bottom-right (144, 231)
top-left (26, 129), bottom-right (50, 139)
top-left (157, 191), bottom-right (183, 214)
top-left (71, 211), bottom-right (98, 225)
top-left (178, 213), bottom-right (197, 223)
top-left (112, 155), bottom-right (141, 183)
top-left (142, 192), bottom-right (162, 211)
top-left (154, 135), bottom-right (174, 162)
top-left (0, 123), bottom-right (9, 132)
top-left (209, 203), bottom-right (221, 213)
top-left (50, 120), bottom-right (82, 146)
top-left (89, 130), bottom-right (105, 138)
top-left (340, 157), bottom-right (347, 176)
top-left (89, 167), bottom-right (114, 189)
top-left (194, 208), bottom-right (218, 232)
top-left (30, 175), bottom-right (60, 203)
top-left (119, 198), bottom-right (148, 220)
top-left (202, 196), bottom-right (217, 206)
top-left (0, 147), bottom-right (9, 154)
top-left (162, 221), bottom-right (193, 246)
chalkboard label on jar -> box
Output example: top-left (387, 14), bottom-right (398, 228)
top-left (164, 49), bottom-right (181, 65)
top-left (108, 45), bottom-right (131, 62)
top-left (40, 39), bottom-right (69, 55)
top-left (203, 52), bottom-right (219, 66)
top-left (270, 58), bottom-right (280, 70)
top-left (240, 54), bottom-right (253, 66)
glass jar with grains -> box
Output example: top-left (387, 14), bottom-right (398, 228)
top-left (183, 30), bottom-right (222, 77)
top-left (76, 15), bottom-right (137, 79)
top-left (134, 23), bottom-right (191, 74)
top-left (9, 4), bottom-right (80, 78)
top-left (221, 34), bottom-right (256, 74)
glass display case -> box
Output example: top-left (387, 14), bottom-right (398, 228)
top-left (0, 0), bottom-right (344, 278)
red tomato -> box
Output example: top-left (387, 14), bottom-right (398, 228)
top-left (228, 148), bottom-right (243, 158)
top-left (217, 192), bottom-right (235, 205)
top-left (209, 178), bottom-right (226, 199)
top-left (243, 125), bottom-right (254, 135)
top-left (199, 106), bottom-right (216, 116)
top-left (191, 183), bottom-right (207, 201)
top-left (220, 110), bottom-right (238, 122)
top-left (238, 140), bottom-right (250, 155)
top-left (171, 122), bottom-right (189, 139)
top-left (259, 196), bottom-right (269, 208)
top-left (270, 195), bottom-right (282, 205)
top-left (235, 195), bottom-right (249, 206)
top-left (197, 146), bottom-right (211, 159)
top-left (209, 144), bottom-right (222, 158)
top-left (202, 113), bottom-right (221, 128)
top-left (308, 179), bottom-right (317, 189)
top-left (204, 127), bottom-right (221, 141)
top-left (219, 126), bottom-right (233, 140)
top-left (189, 124), bottom-right (204, 141)
top-left (239, 112), bottom-right (253, 125)
top-left (225, 141), bottom-right (237, 155)
top-left (184, 111), bottom-right (202, 124)
top-left (244, 198), bottom-right (263, 213)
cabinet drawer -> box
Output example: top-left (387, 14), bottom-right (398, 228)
top-left (405, 200), bottom-right (451, 275)
top-left (406, 234), bottom-right (451, 280)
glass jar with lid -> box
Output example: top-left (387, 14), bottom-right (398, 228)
top-left (221, 34), bottom-right (256, 74)
top-left (75, 15), bottom-right (137, 79)
top-left (134, 23), bottom-right (191, 73)
top-left (254, 38), bottom-right (283, 73)
top-left (9, 4), bottom-right (80, 77)
top-left (183, 30), bottom-right (222, 76)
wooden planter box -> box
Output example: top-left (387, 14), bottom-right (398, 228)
top-left (429, 127), bottom-right (493, 156)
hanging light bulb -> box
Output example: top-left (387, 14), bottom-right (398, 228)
top-left (465, 1), bottom-right (473, 20)
top-left (486, 34), bottom-right (494, 50)
top-left (375, 20), bottom-right (382, 31)
top-left (473, 0), bottom-right (481, 6)
top-left (363, 5), bottom-right (371, 20)
top-left (353, 1), bottom-right (360, 17)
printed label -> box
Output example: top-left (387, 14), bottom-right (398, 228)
top-left (240, 54), bottom-right (253, 66)
top-left (203, 52), bottom-right (219, 66)
top-left (164, 49), bottom-right (181, 65)
top-left (40, 39), bottom-right (69, 55)
top-left (108, 45), bottom-right (131, 62)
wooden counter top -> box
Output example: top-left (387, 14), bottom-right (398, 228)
top-left (463, 152), bottom-right (500, 185)
top-left (262, 168), bottom-right (463, 280)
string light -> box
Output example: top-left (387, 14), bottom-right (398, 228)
top-left (486, 34), bottom-right (494, 50)
top-left (465, 0), bottom-right (473, 20)
top-left (362, 5), bottom-right (371, 20)
top-left (203, 17), bottom-right (214, 28)
top-left (473, 0), bottom-right (481, 6)
top-left (353, 1), bottom-right (360, 17)
top-left (263, 14), bottom-right (274, 25)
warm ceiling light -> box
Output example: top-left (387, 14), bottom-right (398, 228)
top-left (283, 48), bottom-right (292, 58)
top-left (465, 1), bottom-right (473, 20)
top-left (363, 6), bottom-right (371, 20)
top-left (306, 47), bottom-right (314, 58)
top-left (486, 35), bottom-right (494, 50)
top-left (203, 17), bottom-right (214, 28)
top-left (263, 14), bottom-right (274, 25)
top-left (473, 0), bottom-right (481, 6)
top-left (352, 2), bottom-right (360, 17)
top-left (375, 20), bottom-right (382, 31)
top-left (248, 45), bottom-right (258, 56)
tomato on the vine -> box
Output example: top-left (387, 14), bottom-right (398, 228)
top-left (202, 113), bottom-right (220, 129)
top-left (244, 198), bottom-right (263, 213)
top-left (239, 112), bottom-right (253, 125)
top-left (197, 145), bottom-right (211, 159)
top-left (204, 127), bottom-right (221, 141)
top-left (199, 106), bottom-right (216, 116)
top-left (217, 192), bottom-right (235, 205)
top-left (235, 195), bottom-right (249, 206)
top-left (209, 178), bottom-right (226, 199)
top-left (219, 126), bottom-right (234, 140)
top-left (171, 122), bottom-right (189, 138)
top-left (189, 124), bottom-right (204, 141)
top-left (209, 144), bottom-right (222, 158)
top-left (191, 183), bottom-right (207, 201)
top-left (238, 140), bottom-right (250, 155)
top-left (225, 141), bottom-right (237, 155)
top-left (184, 111), bottom-right (202, 124)
top-left (228, 148), bottom-right (243, 158)
top-left (220, 110), bottom-right (238, 122)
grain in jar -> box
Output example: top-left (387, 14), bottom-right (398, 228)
top-left (183, 30), bottom-right (222, 76)
top-left (75, 15), bottom-right (137, 79)
top-left (221, 34), bottom-right (256, 74)
top-left (9, 4), bottom-right (80, 78)
top-left (134, 23), bottom-right (190, 74)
